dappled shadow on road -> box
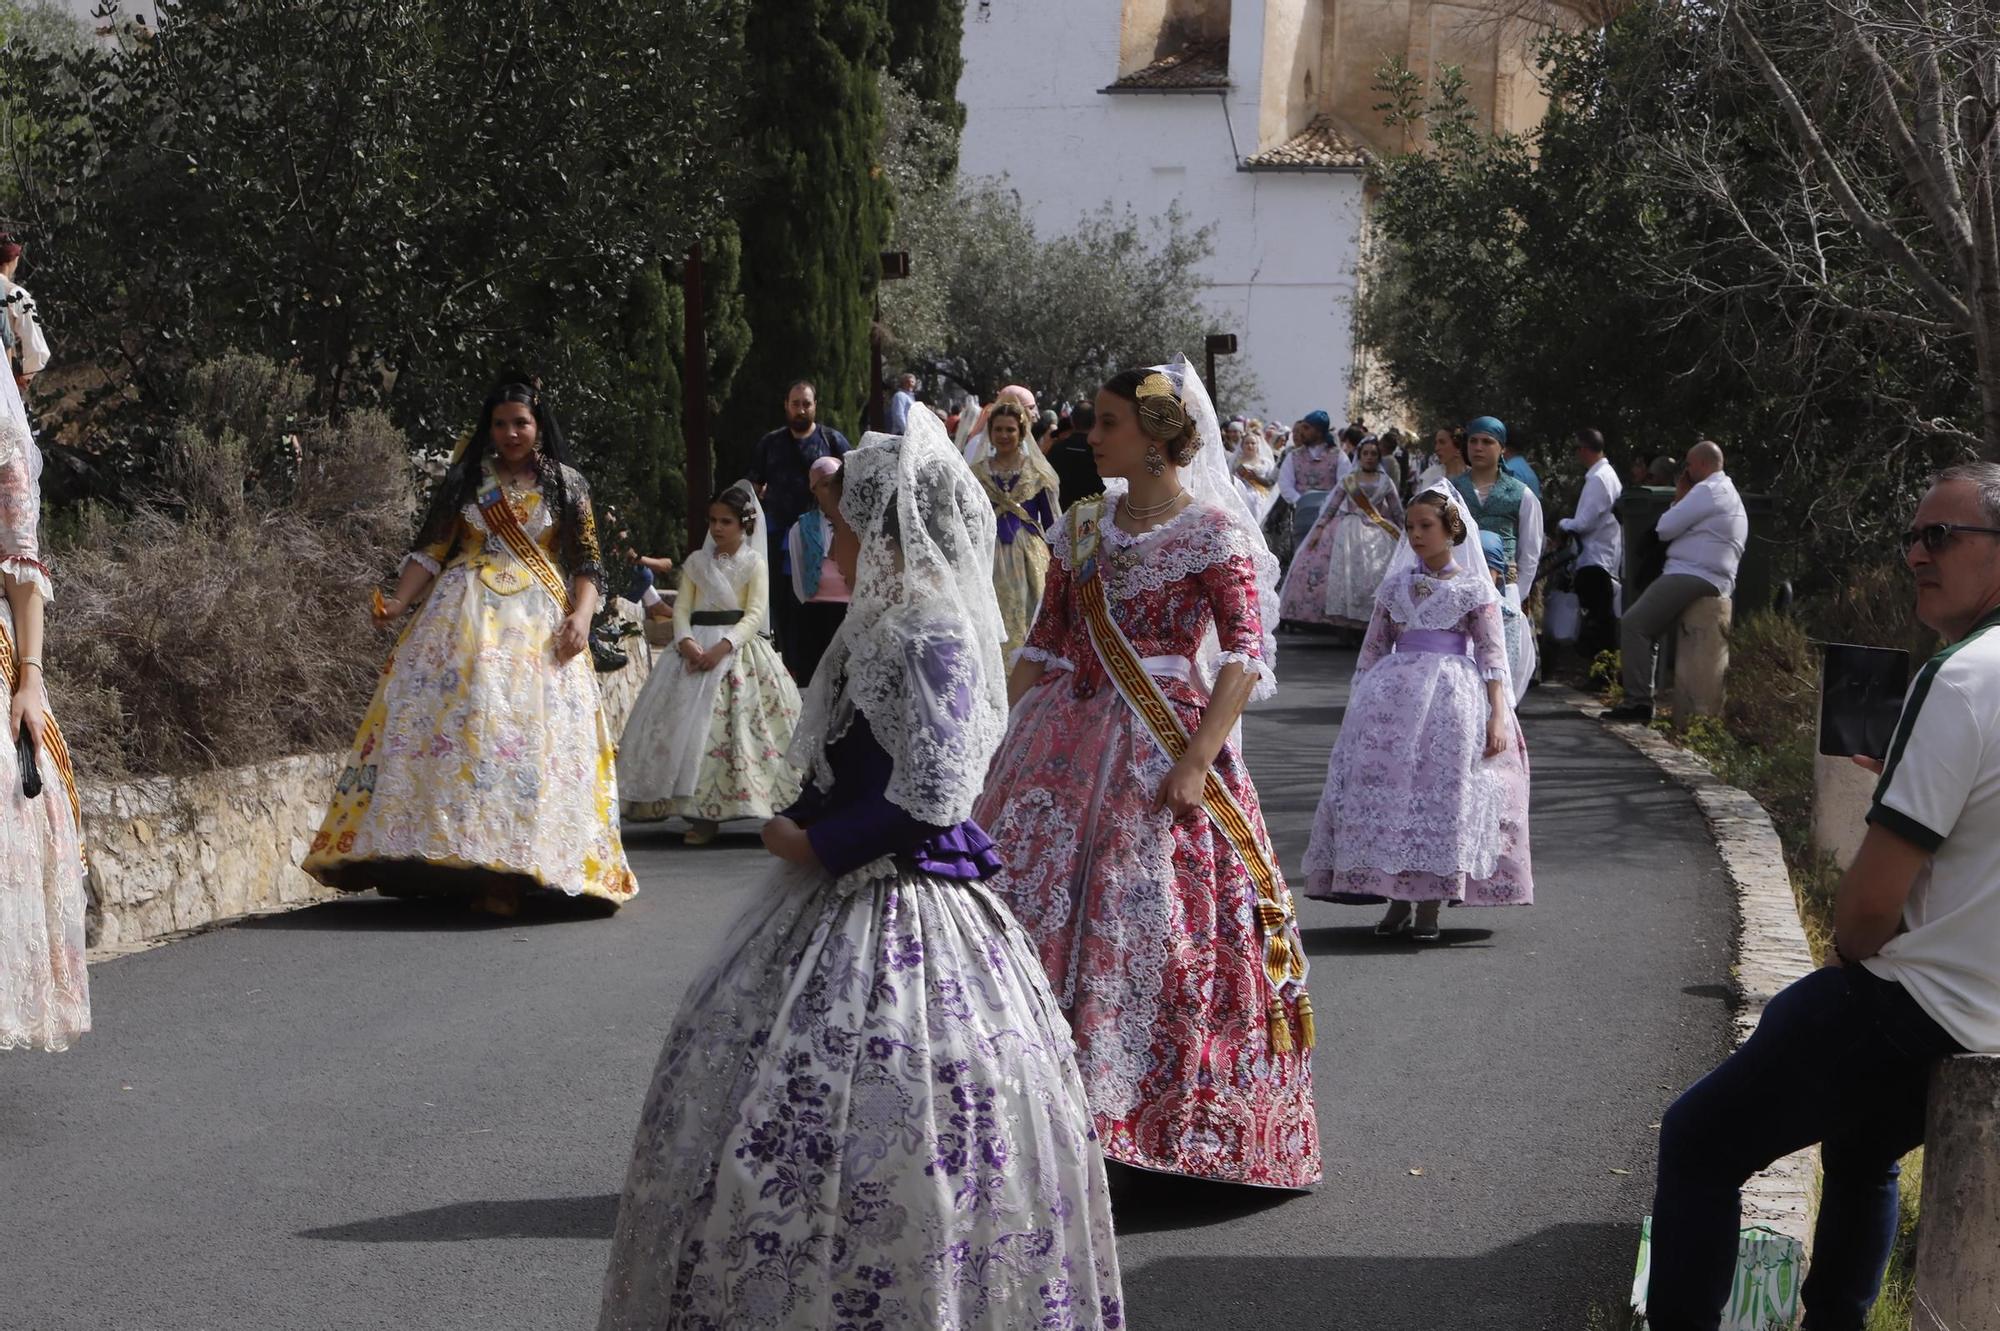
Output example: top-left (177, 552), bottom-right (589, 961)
top-left (1299, 925), bottom-right (1496, 957)
top-left (236, 893), bottom-right (612, 934)
top-left (298, 1194), bottom-right (620, 1242)
top-left (1106, 1164), bottom-right (1305, 1234)
top-left (1121, 1222), bottom-right (1639, 1330)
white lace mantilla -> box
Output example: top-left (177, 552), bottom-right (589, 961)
top-left (1380, 566), bottom-right (1495, 633)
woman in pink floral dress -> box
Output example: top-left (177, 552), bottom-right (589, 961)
top-left (976, 358), bottom-right (1321, 1191)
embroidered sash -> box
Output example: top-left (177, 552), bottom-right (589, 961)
top-left (0, 614), bottom-right (84, 845)
top-left (1066, 501), bottom-right (1313, 1053)
top-left (978, 465), bottom-right (1053, 591)
top-left (478, 484), bottom-right (572, 616)
top-left (1343, 474), bottom-right (1401, 538)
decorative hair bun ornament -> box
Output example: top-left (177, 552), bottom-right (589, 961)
top-left (1134, 371), bottom-right (1193, 446)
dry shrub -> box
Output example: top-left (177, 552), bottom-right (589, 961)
top-left (46, 355), bottom-right (415, 779)
top-left (1800, 559), bottom-right (1937, 662)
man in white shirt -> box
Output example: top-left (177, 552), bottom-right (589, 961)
top-left (1558, 429), bottom-right (1624, 657)
top-left (1646, 462), bottom-right (2000, 1329)
top-left (1606, 440), bottom-right (1746, 722)
top-left (883, 373), bottom-right (916, 436)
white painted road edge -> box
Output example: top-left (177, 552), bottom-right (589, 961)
top-left (1544, 684), bottom-right (1820, 1252)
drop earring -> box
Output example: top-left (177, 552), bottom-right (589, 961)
top-left (1143, 443), bottom-right (1166, 477)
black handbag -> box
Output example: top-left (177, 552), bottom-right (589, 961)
top-left (17, 720), bottom-right (41, 800)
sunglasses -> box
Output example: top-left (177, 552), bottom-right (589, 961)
top-left (1898, 523), bottom-right (2000, 554)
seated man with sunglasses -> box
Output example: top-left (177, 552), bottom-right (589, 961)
top-left (1606, 440), bottom-right (1747, 723)
top-left (1645, 462), bottom-right (2000, 1330)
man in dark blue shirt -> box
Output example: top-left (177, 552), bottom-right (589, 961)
top-left (748, 379), bottom-right (850, 676)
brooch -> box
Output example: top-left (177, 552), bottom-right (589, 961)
top-left (1412, 577), bottom-right (1434, 601)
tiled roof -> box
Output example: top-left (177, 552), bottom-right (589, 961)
top-left (1107, 40), bottom-right (1230, 92)
top-left (1243, 116), bottom-right (1372, 171)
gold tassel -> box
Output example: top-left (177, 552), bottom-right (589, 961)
top-left (1268, 998), bottom-right (1294, 1056)
top-left (1297, 993), bottom-right (1316, 1051)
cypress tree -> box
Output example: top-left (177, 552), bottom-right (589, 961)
top-left (886, 0), bottom-right (965, 164)
top-left (716, 0), bottom-right (893, 467)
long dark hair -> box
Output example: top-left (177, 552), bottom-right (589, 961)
top-left (414, 373), bottom-right (572, 539)
top-left (412, 376), bottom-right (590, 582)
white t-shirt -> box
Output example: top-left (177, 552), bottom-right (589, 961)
top-left (1863, 611), bottom-right (2000, 1052)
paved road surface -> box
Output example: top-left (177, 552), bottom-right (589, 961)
top-left (0, 639), bottom-right (1733, 1330)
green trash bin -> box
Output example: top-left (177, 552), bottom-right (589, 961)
top-left (1617, 486), bottom-right (1676, 608)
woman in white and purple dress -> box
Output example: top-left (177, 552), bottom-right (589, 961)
top-left (1302, 483), bottom-right (1533, 942)
top-left (598, 411), bottom-right (1122, 1331)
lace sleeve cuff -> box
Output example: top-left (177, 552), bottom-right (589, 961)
top-left (1480, 666), bottom-right (1510, 684)
top-left (1216, 649), bottom-right (1277, 701)
top-left (1, 555), bottom-right (52, 602)
top-left (1012, 644), bottom-right (1075, 672)
top-left (399, 551), bottom-right (442, 577)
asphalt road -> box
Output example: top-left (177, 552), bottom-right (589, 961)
top-left (0, 639), bottom-right (1734, 1331)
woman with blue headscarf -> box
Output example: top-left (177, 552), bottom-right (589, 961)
top-left (1275, 409), bottom-right (1344, 574)
top-left (1454, 416), bottom-right (1543, 702)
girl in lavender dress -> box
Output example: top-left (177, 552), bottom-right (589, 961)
top-left (598, 410), bottom-right (1123, 1331)
top-left (1301, 483), bottom-right (1534, 942)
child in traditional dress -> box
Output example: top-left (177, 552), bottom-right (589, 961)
top-left (616, 484), bottom-right (802, 845)
top-left (967, 399), bottom-right (1061, 660)
top-left (1301, 484), bottom-right (1535, 942)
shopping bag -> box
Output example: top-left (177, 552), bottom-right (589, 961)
top-left (1544, 588), bottom-right (1582, 642)
top-left (1631, 1216), bottom-right (1804, 1330)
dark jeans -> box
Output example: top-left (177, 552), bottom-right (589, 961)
top-left (788, 600), bottom-right (847, 685)
top-left (765, 530), bottom-right (800, 667)
top-left (1648, 964), bottom-right (1963, 1330)
top-left (1573, 564), bottom-right (1619, 659)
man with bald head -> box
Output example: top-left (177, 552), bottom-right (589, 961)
top-left (1606, 441), bottom-right (1747, 722)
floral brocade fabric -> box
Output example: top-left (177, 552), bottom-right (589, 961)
top-left (597, 862), bottom-right (1124, 1330)
top-left (1279, 473), bottom-right (1403, 628)
top-left (975, 499), bottom-right (1322, 1190)
top-left (1302, 565), bottom-right (1535, 906)
top-left (1, 434), bottom-right (89, 1052)
top-left (304, 485), bottom-right (636, 903)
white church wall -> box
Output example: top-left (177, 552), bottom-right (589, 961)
top-left (960, 0), bottom-right (1364, 417)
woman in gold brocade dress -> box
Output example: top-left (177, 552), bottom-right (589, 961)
top-left (303, 379), bottom-right (636, 915)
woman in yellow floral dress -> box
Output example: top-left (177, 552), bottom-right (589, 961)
top-left (304, 379), bottom-right (637, 914)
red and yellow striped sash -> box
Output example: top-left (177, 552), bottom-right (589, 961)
top-left (479, 485), bottom-right (573, 616)
top-left (1068, 501), bottom-right (1312, 1053)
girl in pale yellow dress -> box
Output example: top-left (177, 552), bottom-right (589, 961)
top-left (967, 400), bottom-right (1061, 660)
top-left (304, 379), bottom-right (636, 915)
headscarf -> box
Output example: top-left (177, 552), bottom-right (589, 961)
top-left (1480, 529), bottom-right (1507, 578)
top-left (788, 408), bottom-right (1008, 827)
top-left (1302, 410), bottom-right (1333, 437)
top-left (1465, 415), bottom-right (1508, 445)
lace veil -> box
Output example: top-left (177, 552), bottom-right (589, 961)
top-left (1380, 478), bottom-right (1497, 609)
top-left (1101, 355), bottom-right (1282, 695)
top-left (686, 478), bottom-right (768, 618)
top-left (787, 407), bottom-right (1009, 827)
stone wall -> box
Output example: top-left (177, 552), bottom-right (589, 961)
top-left (83, 752), bottom-right (345, 954)
top-left (83, 607), bottom-right (657, 955)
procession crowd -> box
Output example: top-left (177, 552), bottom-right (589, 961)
top-left (7, 285), bottom-right (2000, 1329)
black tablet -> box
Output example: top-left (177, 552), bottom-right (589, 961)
top-left (1818, 644), bottom-right (1911, 760)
